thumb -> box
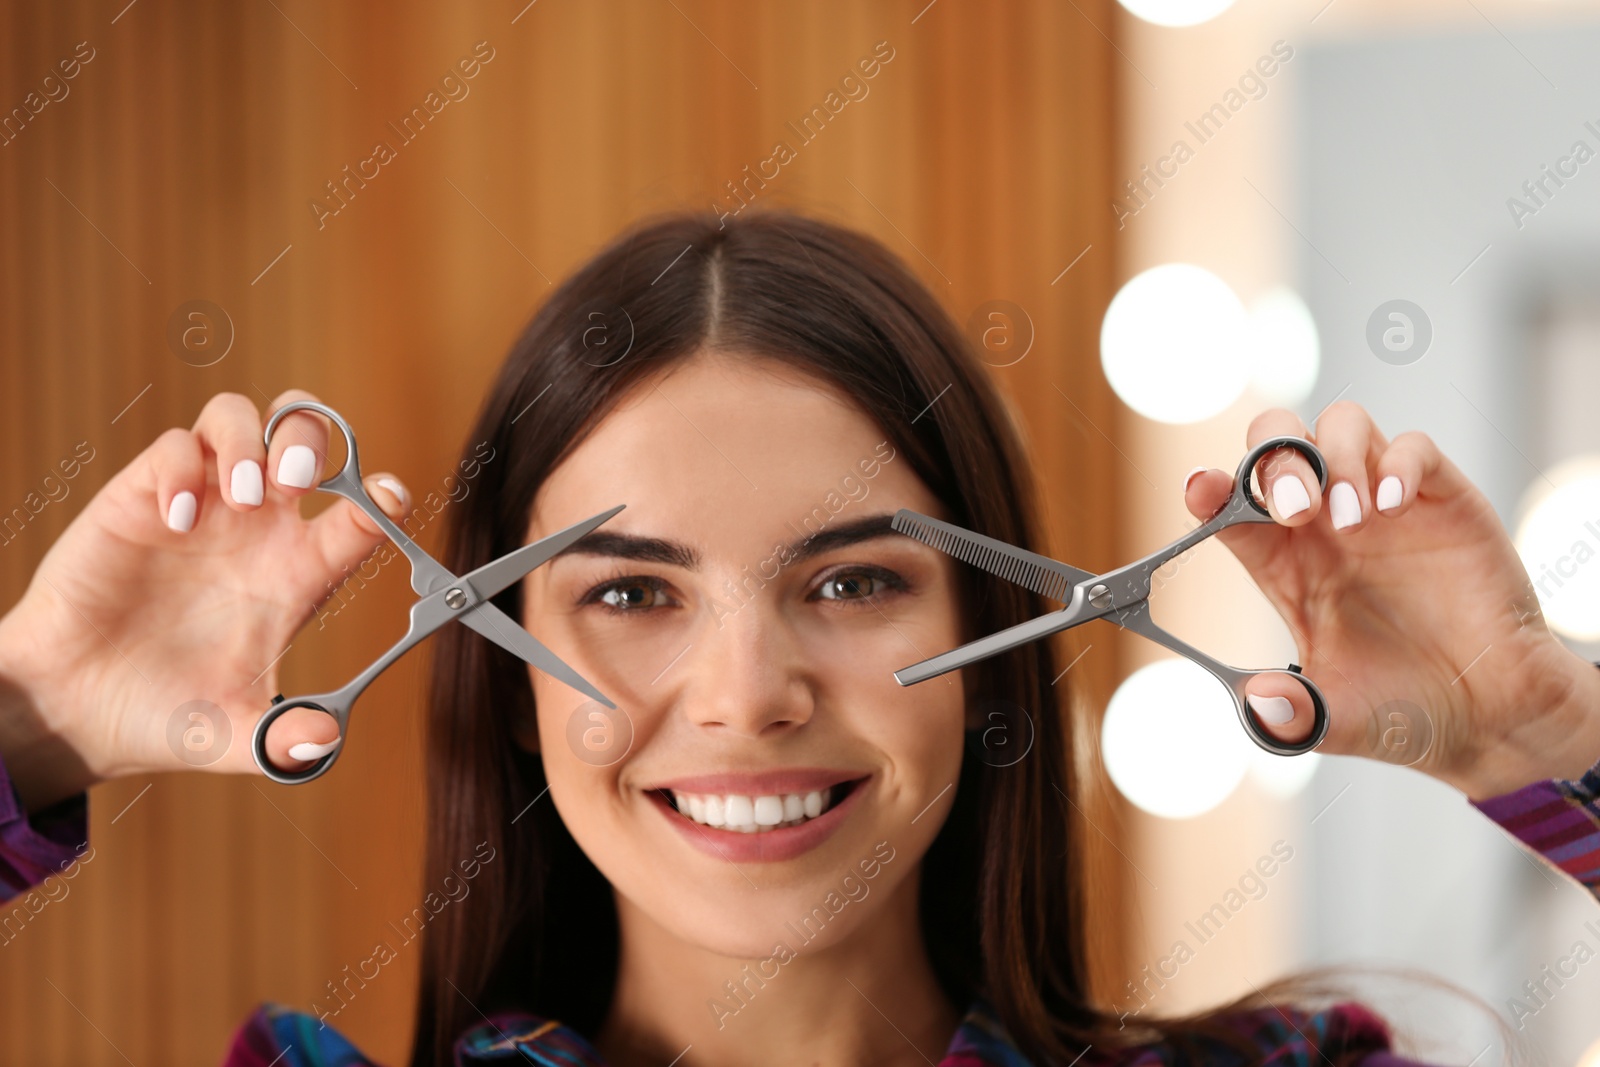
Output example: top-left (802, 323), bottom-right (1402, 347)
top-left (258, 705), bottom-right (343, 774)
top-left (309, 473), bottom-right (413, 578)
top-left (1183, 466), bottom-right (1232, 522)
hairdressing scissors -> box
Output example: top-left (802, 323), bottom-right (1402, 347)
top-left (251, 401), bottom-right (624, 784)
top-left (890, 435), bottom-right (1330, 756)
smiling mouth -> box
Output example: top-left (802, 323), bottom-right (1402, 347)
top-left (655, 778), bottom-right (866, 833)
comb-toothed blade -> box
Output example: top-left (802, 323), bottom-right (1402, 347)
top-left (890, 509), bottom-right (1094, 603)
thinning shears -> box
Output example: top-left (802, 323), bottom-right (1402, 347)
top-left (890, 435), bottom-right (1330, 756)
top-left (251, 401), bottom-right (624, 784)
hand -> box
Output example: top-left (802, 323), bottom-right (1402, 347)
top-left (0, 390), bottom-right (412, 810)
top-left (1185, 401), bottom-right (1600, 801)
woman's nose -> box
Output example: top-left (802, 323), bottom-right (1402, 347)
top-left (677, 596), bottom-right (816, 737)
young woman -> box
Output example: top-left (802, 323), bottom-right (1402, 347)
top-left (2, 211), bottom-right (1598, 1067)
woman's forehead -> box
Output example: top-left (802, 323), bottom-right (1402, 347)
top-left (527, 355), bottom-right (921, 547)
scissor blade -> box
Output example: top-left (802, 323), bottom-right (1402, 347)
top-left (891, 509), bottom-right (1095, 603)
top-left (894, 603), bottom-right (1090, 686)
top-left (462, 504), bottom-right (627, 602)
top-left (459, 602), bottom-right (616, 708)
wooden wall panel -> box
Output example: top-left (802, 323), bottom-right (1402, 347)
top-left (0, 2), bottom-right (1131, 1063)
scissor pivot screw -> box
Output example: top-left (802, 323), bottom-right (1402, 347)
top-left (445, 587), bottom-right (468, 610)
top-left (1088, 584), bottom-right (1111, 609)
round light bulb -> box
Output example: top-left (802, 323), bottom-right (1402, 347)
top-left (1101, 263), bottom-right (1249, 425)
top-left (1116, 0), bottom-right (1237, 27)
top-left (1247, 286), bottom-right (1321, 407)
top-left (1101, 658), bottom-right (1251, 819)
top-left (1513, 457), bottom-right (1600, 641)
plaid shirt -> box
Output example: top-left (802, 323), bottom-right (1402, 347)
top-left (5, 747), bottom-right (1598, 1066)
top-left (218, 993), bottom-right (1409, 1067)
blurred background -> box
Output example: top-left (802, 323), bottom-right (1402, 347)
top-left (2, 0), bottom-right (1599, 1064)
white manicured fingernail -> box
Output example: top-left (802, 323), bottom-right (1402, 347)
top-left (288, 739), bottom-right (341, 761)
top-left (375, 476), bottom-right (409, 510)
top-left (277, 445), bottom-right (317, 489)
top-left (1183, 466), bottom-right (1207, 492)
top-left (1247, 693), bottom-right (1296, 725)
top-left (1329, 481), bottom-right (1361, 530)
top-left (1376, 475), bottom-right (1403, 511)
top-left (230, 459), bottom-right (264, 506)
top-left (1271, 476), bottom-right (1310, 518)
top-left (166, 491), bottom-right (196, 533)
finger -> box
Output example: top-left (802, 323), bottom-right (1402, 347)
top-left (264, 389), bottom-right (333, 499)
top-left (1183, 465), bottom-right (1233, 523)
top-left (1243, 673), bottom-right (1317, 746)
top-left (1246, 408), bottom-right (1321, 527)
top-left (259, 705), bottom-right (342, 772)
top-left (1308, 400), bottom-right (1388, 535)
top-left (1373, 430), bottom-right (1464, 517)
top-left (309, 471), bottom-right (413, 577)
top-left (145, 427), bottom-right (206, 534)
top-left (190, 392), bottom-right (267, 511)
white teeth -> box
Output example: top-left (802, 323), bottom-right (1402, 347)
top-left (753, 795), bottom-right (784, 826)
top-left (724, 795), bottom-right (754, 827)
top-left (668, 785), bottom-right (843, 830)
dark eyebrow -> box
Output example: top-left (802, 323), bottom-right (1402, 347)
top-left (550, 512), bottom-right (906, 570)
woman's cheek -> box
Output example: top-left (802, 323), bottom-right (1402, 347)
top-left (533, 688), bottom-right (620, 839)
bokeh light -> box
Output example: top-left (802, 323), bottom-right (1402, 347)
top-left (1100, 263), bottom-right (1249, 424)
top-left (1513, 457), bottom-right (1600, 641)
top-left (1246, 286), bottom-right (1321, 407)
top-left (1101, 658), bottom-right (1251, 819)
top-left (1248, 744), bottom-right (1322, 798)
top-left (1116, 0), bottom-right (1238, 28)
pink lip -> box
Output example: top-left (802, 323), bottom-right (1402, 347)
top-left (645, 768), bottom-right (865, 796)
top-left (647, 776), bottom-right (871, 863)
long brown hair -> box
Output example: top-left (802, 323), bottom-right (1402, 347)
top-left (409, 209), bottom-right (1405, 1066)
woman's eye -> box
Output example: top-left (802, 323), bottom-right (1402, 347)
top-left (591, 577), bottom-right (671, 612)
top-left (812, 567), bottom-right (903, 602)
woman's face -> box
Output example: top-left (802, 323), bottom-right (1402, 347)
top-left (519, 350), bottom-right (970, 959)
